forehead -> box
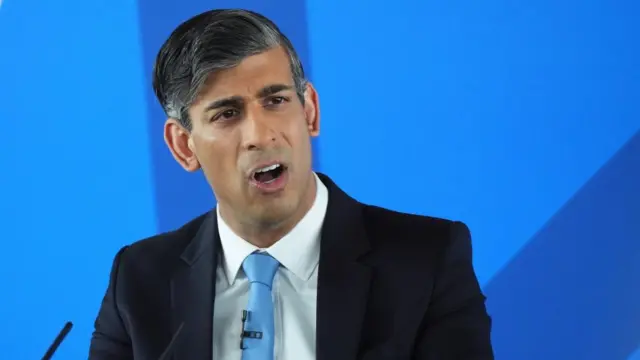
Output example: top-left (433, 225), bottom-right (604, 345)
top-left (200, 46), bottom-right (294, 98)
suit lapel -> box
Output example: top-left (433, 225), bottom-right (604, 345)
top-left (316, 173), bottom-right (372, 360)
top-left (170, 211), bottom-right (219, 360)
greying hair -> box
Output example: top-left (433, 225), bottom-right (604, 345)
top-left (152, 9), bottom-right (307, 130)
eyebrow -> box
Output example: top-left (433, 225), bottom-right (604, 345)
top-left (203, 96), bottom-right (244, 113)
top-left (203, 83), bottom-right (295, 113)
top-left (256, 83), bottom-right (294, 98)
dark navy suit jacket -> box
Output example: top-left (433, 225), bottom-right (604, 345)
top-left (89, 173), bottom-right (494, 359)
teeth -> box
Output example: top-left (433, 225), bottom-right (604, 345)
top-left (255, 163), bottom-right (281, 173)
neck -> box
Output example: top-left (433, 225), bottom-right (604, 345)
top-left (220, 172), bottom-right (317, 248)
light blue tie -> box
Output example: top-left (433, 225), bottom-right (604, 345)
top-left (241, 252), bottom-right (280, 360)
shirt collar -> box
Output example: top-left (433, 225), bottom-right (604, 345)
top-left (217, 172), bottom-right (328, 285)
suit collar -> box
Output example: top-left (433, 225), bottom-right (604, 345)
top-left (316, 172), bottom-right (371, 258)
top-left (179, 211), bottom-right (217, 266)
top-left (170, 211), bottom-right (218, 360)
top-left (315, 172), bottom-right (373, 360)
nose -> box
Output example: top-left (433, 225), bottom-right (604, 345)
top-left (241, 111), bottom-right (277, 151)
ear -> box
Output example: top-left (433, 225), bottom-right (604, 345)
top-left (164, 118), bottom-right (201, 172)
top-left (303, 82), bottom-right (320, 137)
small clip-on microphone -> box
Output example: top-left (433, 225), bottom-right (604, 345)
top-left (239, 310), bottom-right (263, 350)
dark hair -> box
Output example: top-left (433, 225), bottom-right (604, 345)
top-left (152, 9), bottom-right (307, 130)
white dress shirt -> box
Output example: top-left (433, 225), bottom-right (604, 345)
top-left (212, 172), bottom-right (328, 360)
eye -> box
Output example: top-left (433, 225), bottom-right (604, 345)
top-left (266, 96), bottom-right (289, 107)
top-left (212, 109), bottom-right (239, 122)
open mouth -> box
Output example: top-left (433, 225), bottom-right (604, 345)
top-left (252, 163), bottom-right (287, 184)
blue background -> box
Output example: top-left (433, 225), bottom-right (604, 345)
top-left (0, 0), bottom-right (638, 358)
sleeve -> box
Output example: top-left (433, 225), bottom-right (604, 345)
top-left (88, 246), bottom-right (134, 360)
top-left (413, 221), bottom-right (494, 359)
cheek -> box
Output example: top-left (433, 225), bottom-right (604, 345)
top-left (192, 133), bottom-right (234, 170)
top-left (286, 122), bottom-right (313, 167)
top-left (284, 112), bottom-right (311, 138)
top-left (193, 136), bottom-right (243, 196)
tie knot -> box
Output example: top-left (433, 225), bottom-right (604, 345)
top-left (242, 252), bottom-right (280, 288)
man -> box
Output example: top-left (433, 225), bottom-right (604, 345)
top-left (89, 8), bottom-right (493, 360)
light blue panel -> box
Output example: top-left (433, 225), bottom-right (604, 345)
top-left (305, 0), bottom-right (640, 285)
top-left (0, 0), bottom-right (156, 358)
top-left (485, 131), bottom-right (640, 359)
top-left (629, 347), bottom-right (640, 360)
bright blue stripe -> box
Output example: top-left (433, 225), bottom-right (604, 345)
top-left (304, 0), bottom-right (640, 287)
top-left (0, 0), bottom-right (157, 358)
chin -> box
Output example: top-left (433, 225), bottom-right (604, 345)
top-left (252, 199), bottom-right (297, 225)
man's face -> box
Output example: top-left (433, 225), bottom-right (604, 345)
top-left (165, 46), bottom-right (320, 228)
